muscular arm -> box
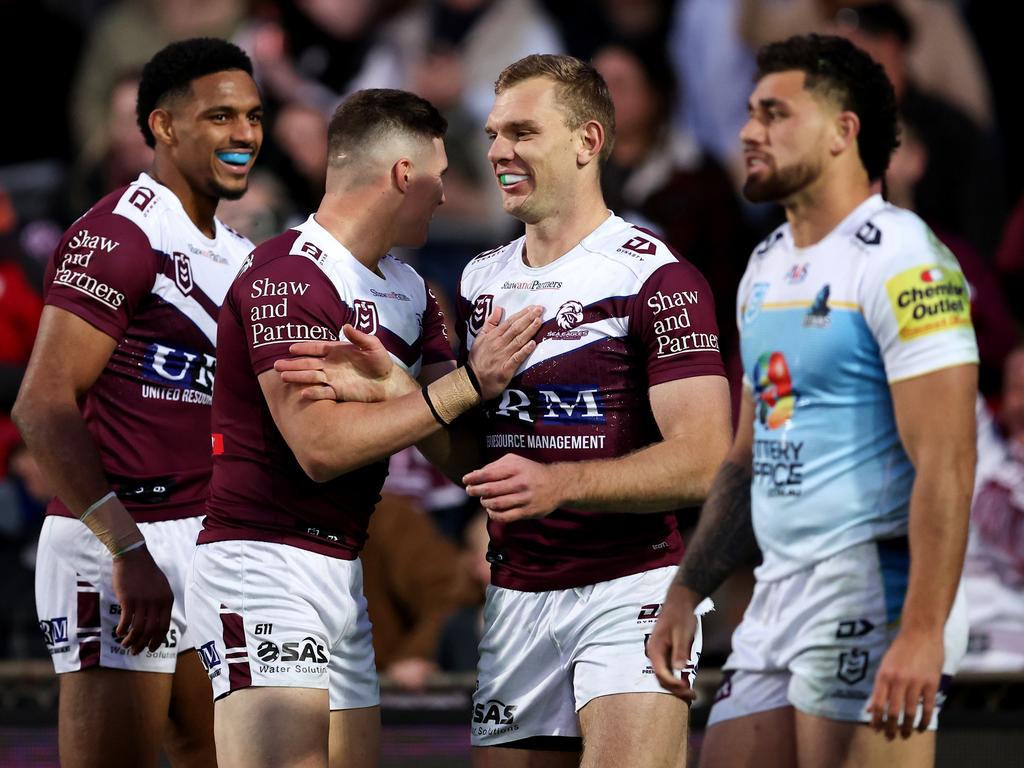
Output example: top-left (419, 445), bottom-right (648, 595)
top-left (415, 361), bottom-right (487, 481)
top-left (465, 374), bottom-right (733, 519)
top-left (12, 306), bottom-right (118, 512)
top-left (868, 363), bottom-right (977, 736)
top-left (259, 368), bottom-right (456, 483)
top-left (12, 306), bottom-right (173, 652)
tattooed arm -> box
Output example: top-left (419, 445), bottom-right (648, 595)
top-left (646, 388), bottom-right (759, 699)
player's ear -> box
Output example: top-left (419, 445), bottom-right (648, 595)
top-left (832, 111), bottom-right (860, 156)
top-left (391, 158), bottom-right (413, 193)
top-left (149, 109), bottom-right (175, 147)
top-left (576, 120), bottom-right (605, 167)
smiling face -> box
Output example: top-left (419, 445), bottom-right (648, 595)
top-left (485, 77), bottom-right (587, 225)
top-left (740, 70), bottom-right (838, 204)
top-left (162, 69), bottom-right (263, 201)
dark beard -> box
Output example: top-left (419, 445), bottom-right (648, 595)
top-left (215, 180), bottom-right (249, 201)
top-left (742, 160), bottom-right (818, 203)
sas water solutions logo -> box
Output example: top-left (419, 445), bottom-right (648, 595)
top-left (473, 699), bottom-right (518, 737)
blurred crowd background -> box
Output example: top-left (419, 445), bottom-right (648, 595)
top-left (1, 0), bottom-right (1023, 687)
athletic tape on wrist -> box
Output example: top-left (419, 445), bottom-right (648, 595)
top-left (425, 367), bottom-right (481, 425)
top-left (422, 385), bottom-right (447, 426)
top-left (78, 491), bottom-right (145, 558)
top-left (464, 363), bottom-right (483, 397)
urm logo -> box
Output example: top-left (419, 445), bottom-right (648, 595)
top-left (198, 641), bottom-right (221, 671)
top-left (39, 617), bottom-right (69, 646)
top-left (494, 385), bottom-right (604, 424)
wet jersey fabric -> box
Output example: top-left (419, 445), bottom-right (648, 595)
top-left (458, 213), bottom-right (725, 591)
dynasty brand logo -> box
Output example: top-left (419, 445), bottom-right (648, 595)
top-left (636, 604), bottom-right (661, 623)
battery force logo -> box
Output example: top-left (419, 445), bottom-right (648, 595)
top-left (39, 617), bottom-right (69, 646)
top-left (469, 295), bottom-right (494, 337)
top-left (885, 263), bottom-right (971, 341)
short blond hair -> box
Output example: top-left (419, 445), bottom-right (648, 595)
top-left (495, 54), bottom-right (616, 162)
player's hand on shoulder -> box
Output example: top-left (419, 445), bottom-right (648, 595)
top-left (467, 305), bottom-right (542, 400)
top-left (276, 324), bottom-right (407, 402)
top-left (646, 582), bottom-right (700, 702)
top-left (867, 627), bottom-right (944, 739)
top-left (463, 453), bottom-right (561, 522)
top-left (111, 545), bottom-right (174, 655)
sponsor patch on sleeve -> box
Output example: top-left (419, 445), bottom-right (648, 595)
top-left (884, 264), bottom-right (971, 341)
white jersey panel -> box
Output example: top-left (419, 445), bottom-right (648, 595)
top-left (736, 195), bottom-right (978, 580)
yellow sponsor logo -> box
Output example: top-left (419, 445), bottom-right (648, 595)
top-left (885, 264), bottom-right (971, 341)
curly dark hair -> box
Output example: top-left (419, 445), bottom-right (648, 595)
top-left (755, 34), bottom-right (899, 182)
top-left (136, 37), bottom-right (254, 148)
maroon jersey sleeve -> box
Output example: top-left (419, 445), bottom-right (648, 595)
top-left (43, 213), bottom-right (157, 340)
top-left (422, 286), bottom-right (455, 366)
top-left (234, 256), bottom-right (351, 375)
top-left (632, 261), bottom-right (725, 386)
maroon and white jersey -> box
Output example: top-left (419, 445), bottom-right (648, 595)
top-left (200, 214), bottom-right (454, 559)
top-left (43, 173), bottom-right (253, 523)
top-left (457, 214), bottom-right (724, 591)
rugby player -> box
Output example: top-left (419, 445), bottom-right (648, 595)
top-left (647, 34), bottom-right (978, 768)
top-left (13, 38), bottom-right (262, 767)
top-left (186, 88), bottom-right (540, 768)
top-left (280, 54), bottom-right (733, 768)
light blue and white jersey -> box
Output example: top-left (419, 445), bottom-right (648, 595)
top-left (737, 194), bottom-right (978, 581)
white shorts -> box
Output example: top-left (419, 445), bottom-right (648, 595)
top-left (707, 538), bottom-right (968, 728)
top-left (186, 540), bottom-right (379, 710)
top-left (35, 515), bottom-right (202, 674)
top-left (472, 566), bottom-right (706, 746)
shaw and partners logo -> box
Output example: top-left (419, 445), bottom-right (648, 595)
top-left (753, 351), bottom-right (797, 429)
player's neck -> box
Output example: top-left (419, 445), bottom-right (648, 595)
top-left (314, 195), bottom-right (390, 276)
top-left (148, 162), bottom-right (218, 239)
top-left (783, 168), bottom-right (872, 248)
top-left (523, 189), bottom-right (610, 268)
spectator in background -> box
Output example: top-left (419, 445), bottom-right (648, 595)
top-left (962, 347), bottom-right (1024, 672)
top-left (265, 101), bottom-right (329, 213)
top-left (594, 41), bottom-right (749, 409)
top-left (217, 169), bottom-right (299, 245)
top-left (885, 120), bottom-right (1019, 397)
top-left (437, 508), bottom-right (490, 673)
top-left (70, 72), bottom-right (154, 216)
top-left (361, 492), bottom-right (480, 691)
top-left (0, 188), bottom-right (43, 478)
top-left (996, 194), bottom-right (1024, 326)
top-left (72, 0), bottom-right (246, 160)
top-left (737, 0), bottom-right (995, 132)
top-left (832, 2), bottom-right (1005, 259)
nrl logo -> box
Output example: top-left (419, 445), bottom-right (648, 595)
top-left (556, 300), bottom-right (584, 330)
top-left (469, 295), bottom-right (494, 337)
top-left (173, 251), bottom-right (194, 295)
top-left (352, 299), bottom-right (378, 335)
